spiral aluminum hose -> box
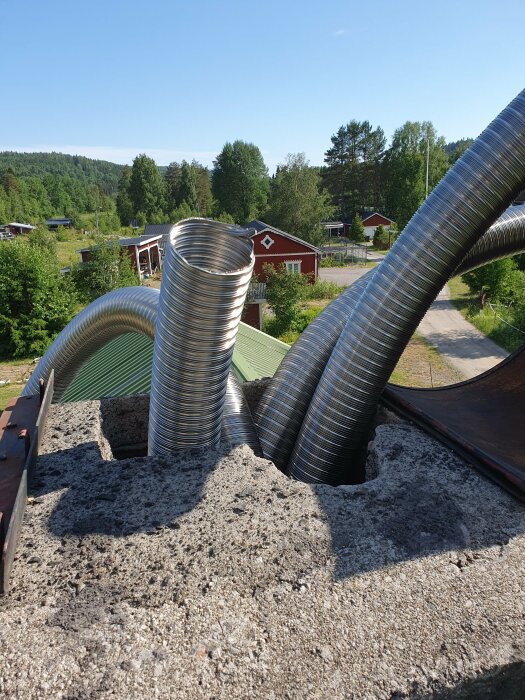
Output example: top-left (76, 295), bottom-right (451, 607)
top-left (455, 202), bottom-right (525, 275)
top-left (254, 202), bottom-right (525, 471)
top-left (23, 285), bottom-right (260, 454)
top-left (288, 90), bottom-right (525, 484)
top-left (223, 373), bottom-right (262, 456)
top-left (22, 286), bottom-right (160, 401)
top-left (148, 219), bottom-right (255, 456)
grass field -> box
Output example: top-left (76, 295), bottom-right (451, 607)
top-left (0, 383), bottom-right (23, 412)
top-left (56, 238), bottom-right (88, 267)
top-left (390, 333), bottom-right (464, 387)
top-left (0, 358), bottom-right (34, 412)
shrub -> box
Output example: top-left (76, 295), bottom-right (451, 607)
top-left (263, 263), bottom-right (307, 335)
top-left (0, 239), bottom-right (76, 358)
top-left (319, 255), bottom-right (345, 268)
top-left (72, 238), bottom-right (138, 302)
top-left (373, 224), bottom-right (390, 249)
top-left (301, 278), bottom-right (344, 300)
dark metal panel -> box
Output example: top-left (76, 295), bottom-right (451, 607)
top-left (0, 374), bottom-right (54, 593)
top-left (382, 347), bottom-right (525, 500)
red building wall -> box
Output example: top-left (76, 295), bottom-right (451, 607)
top-left (362, 214), bottom-right (392, 227)
top-left (252, 231), bottom-right (318, 281)
top-left (243, 303), bottom-right (262, 330)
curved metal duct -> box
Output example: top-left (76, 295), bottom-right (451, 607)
top-left (223, 373), bottom-right (262, 456)
top-left (289, 90), bottom-right (525, 484)
top-left (23, 288), bottom-right (260, 454)
top-left (22, 286), bottom-right (160, 401)
top-left (148, 219), bottom-right (254, 456)
top-left (455, 202), bottom-right (525, 275)
top-left (255, 203), bottom-right (525, 471)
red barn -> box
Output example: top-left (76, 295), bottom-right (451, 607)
top-left (245, 220), bottom-right (320, 281)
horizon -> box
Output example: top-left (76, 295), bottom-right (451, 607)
top-left (1, 0), bottom-right (525, 173)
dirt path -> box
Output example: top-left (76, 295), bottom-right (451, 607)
top-left (417, 285), bottom-right (508, 379)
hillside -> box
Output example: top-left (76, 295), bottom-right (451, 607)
top-left (0, 151), bottom-right (124, 196)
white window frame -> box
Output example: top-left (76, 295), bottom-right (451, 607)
top-left (285, 260), bottom-right (301, 274)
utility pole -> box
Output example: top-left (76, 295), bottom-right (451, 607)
top-left (425, 136), bottom-right (430, 198)
top-left (96, 207), bottom-right (99, 236)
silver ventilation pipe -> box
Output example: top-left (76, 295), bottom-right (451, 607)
top-left (223, 373), bottom-right (262, 456)
top-left (148, 219), bottom-right (254, 456)
top-left (289, 90), bottom-right (525, 484)
top-left (455, 202), bottom-right (525, 275)
top-left (22, 286), bottom-right (160, 401)
top-left (255, 203), bottom-right (525, 471)
top-left (23, 291), bottom-right (260, 454)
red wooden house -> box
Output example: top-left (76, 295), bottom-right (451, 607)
top-left (243, 220), bottom-right (320, 330)
top-left (360, 213), bottom-right (394, 241)
top-left (245, 220), bottom-right (320, 280)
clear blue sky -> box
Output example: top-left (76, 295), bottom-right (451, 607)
top-left (1, 0), bottom-right (524, 171)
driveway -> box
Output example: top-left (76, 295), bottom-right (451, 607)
top-left (319, 265), bottom-right (373, 286)
top-left (417, 285), bottom-right (508, 379)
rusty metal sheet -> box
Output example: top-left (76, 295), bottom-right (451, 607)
top-left (0, 372), bottom-right (54, 593)
top-left (382, 345), bottom-right (525, 501)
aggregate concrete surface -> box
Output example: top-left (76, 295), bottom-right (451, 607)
top-left (0, 394), bottom-right (524, 699)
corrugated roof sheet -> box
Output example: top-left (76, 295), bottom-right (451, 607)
top-left (61, 322), bottom-right (289, 403)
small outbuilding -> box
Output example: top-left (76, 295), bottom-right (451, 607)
top-left (46, 218), bottom-right (72, 230)
top-left (77, 235), bottom-right (163, 278)
top-left (1, 222), bottom-right (35, 236)
top-left (360, 212), bottom-right (395, 241)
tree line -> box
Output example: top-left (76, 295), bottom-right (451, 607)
top-left (2, 122), bottom-right (474, 244)
top-left (116, 124), bottom-right (473, 243)
top-left (0, 167), bottom-right (119, 230)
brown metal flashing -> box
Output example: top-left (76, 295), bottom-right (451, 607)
top-left (0, 372), bottom-right (54, 593)
top-left (382, 347), bottom-right (525, 501)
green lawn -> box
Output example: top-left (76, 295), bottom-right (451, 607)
top-left (389, 333), bottom-right (463, 387)
top-left (448, 276), bottom-right (524, 353)
top-left (56, 238), bottom-right (88, 267)
top-left (0, 383), bottom-right (22, 413)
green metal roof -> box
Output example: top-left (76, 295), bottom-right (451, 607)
top-left (61, 322), bottom-right (289, 403)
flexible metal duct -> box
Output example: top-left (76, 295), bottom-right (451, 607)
top-left (23, 289), bottom-right (260, 455)
top-left (148, 219), bottom-right (254, 455)
top-left (455, 202), bottom-right (525, 275)
top-left (22, 286), bottom-right (160, 401)
top-left (223, 373), bottom-right (262, 456)
top-left (254, 204), bottom-right (525, 471)
top-left (289, 90), bottom-right (525, 484)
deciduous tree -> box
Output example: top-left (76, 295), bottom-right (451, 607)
top-left (266, 153), bottom-right (333, 246)
top-left (383, 121), bottom-right (449, 229)
top-left (72, 238), bottom-right (138, 302)
top-left (0, 240), bottom-right (75, 358)
top-left (212, 141), bottom-right (269, 224)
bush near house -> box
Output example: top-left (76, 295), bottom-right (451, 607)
top-left (373, 224), bottom-right (390, 250)
top-left (71, 238), bottom-right (139, 303)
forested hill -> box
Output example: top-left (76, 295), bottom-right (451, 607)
top-left (0, 152), bottom-right (124, 196)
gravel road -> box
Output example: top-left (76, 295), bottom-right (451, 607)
top-left (319, 267), bottom-right (508, 381)
top-left (418, 285), bottom-right (508, 379)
